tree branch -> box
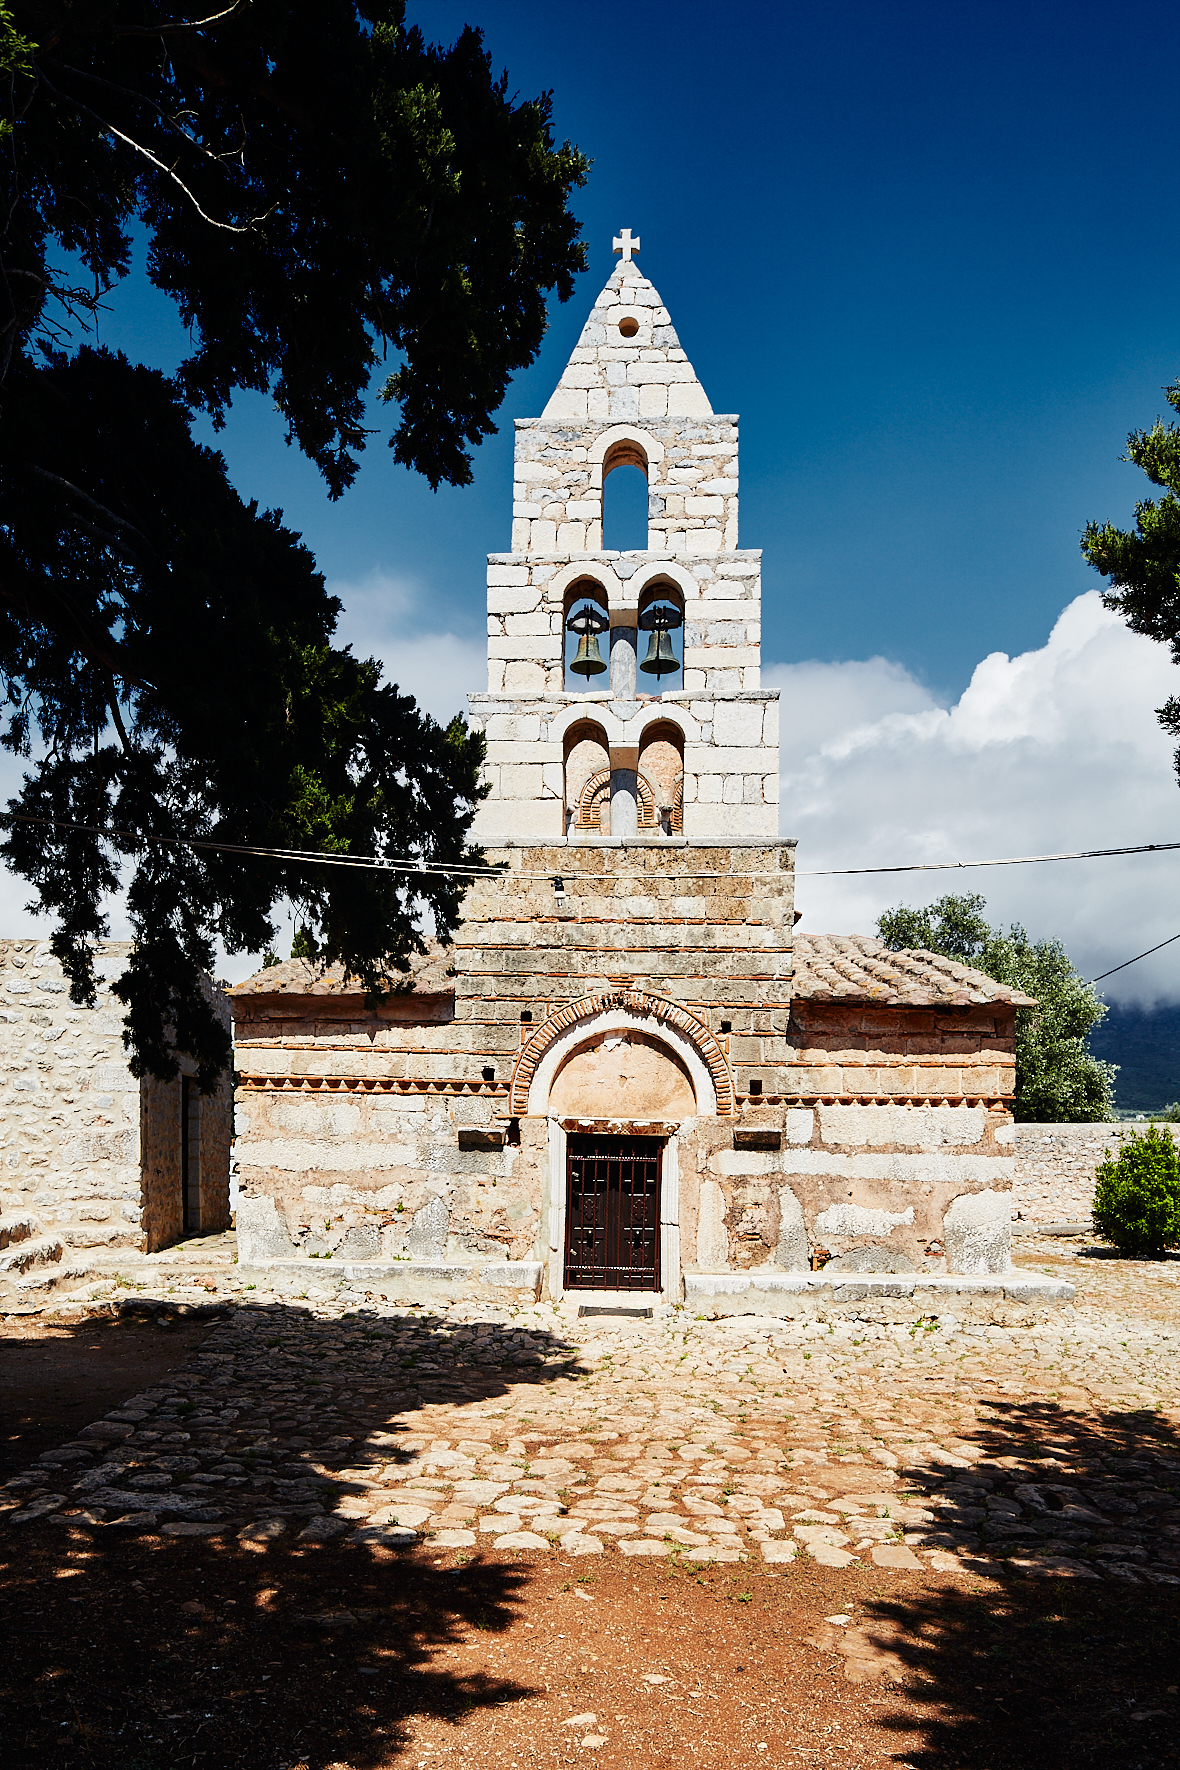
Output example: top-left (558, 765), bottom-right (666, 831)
top-left (28, 465), bottom-right (156, 558)
top-left (113, 1), bottom-right (250, 38)
top-left (36, 71), bottom-right (274, 234)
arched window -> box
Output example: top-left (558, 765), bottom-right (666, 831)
top-left (563, 579), bottom-right (609, 693)
top-left (636, 581), bottom-right (684, 692)
top-left (564, 721), bottom-right (610, 834)
top-left (601, 437), bottom-right (649, 552)
top-left (639, 721), bottom-right (685, 835)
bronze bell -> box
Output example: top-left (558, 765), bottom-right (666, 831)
top-left (638, 599), bottom-right (683, 677)
top-left (640, 627), bottom-right (678, 676)
top-left (567, 602), bottom-right (608, 676)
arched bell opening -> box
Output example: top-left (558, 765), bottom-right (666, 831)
top-left (564, 720), bottom-right (610, 834)
top-left (637, 580), bottom-right (685, 692)
top-left (563, 579), bottom-right (610, 692)
top-left (601, 437), bottom-right (649, 552)
top-left (638, 720), bottom-right (685, 835)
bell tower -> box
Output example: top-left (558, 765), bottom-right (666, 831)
top-left (468, 232), bottom-right (779, 844)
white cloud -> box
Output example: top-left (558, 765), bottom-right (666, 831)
top-left (767, 592), bottom-right (1180, 1006)
top-left (329, 567), bottom-right (485, 726)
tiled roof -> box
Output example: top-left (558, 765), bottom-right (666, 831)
top-left (228, 942), bottom-right (454, 999)
top-left (791, 934), bottom-right (1037, 1008)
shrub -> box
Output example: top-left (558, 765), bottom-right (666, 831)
top-left (1092, 1125), bottom-right (1180, 1255)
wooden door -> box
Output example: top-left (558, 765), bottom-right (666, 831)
top-left (564, 1135), bottom-right (661, 1291)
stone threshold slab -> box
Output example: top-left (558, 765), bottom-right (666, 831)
top-left (685, 1270), bottom-right (1075, 1310)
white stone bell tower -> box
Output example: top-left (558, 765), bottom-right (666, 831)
top-left (468, 233), bottom-right (779, 844)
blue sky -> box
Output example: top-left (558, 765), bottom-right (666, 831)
top-left (91, 0), bottom-right (1180, 692)
top-left (25, 0), bottom-right (1180, 1000)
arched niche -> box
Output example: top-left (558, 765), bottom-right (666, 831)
top-left (636, 577), bottom-right (685, 692)
top-left (548, 1029), bottom-right (697, 1119)
top-left (511, 987), bottom-right (732, 1119)
top-left (563, 578), bottom-right (609, 693)
top-left (564, 719), bottom-right (610, 834)
top-left (639, 720), bottom-right (685, 835)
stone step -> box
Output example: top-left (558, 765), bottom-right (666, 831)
top-left (0, 1232), bottom-right (63, 1276)
top-left (0, 1212), bottom-right (40, 1250)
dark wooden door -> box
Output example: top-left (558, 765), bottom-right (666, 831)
top-left (564, 1136), bottom-right (661, 1291)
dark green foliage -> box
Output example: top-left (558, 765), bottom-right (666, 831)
top-left (3, 0), bottom-right (588, 492)
top-left (1081, 377), bottom-right (1180, 780)
top-left (1092, 1124), bottom-right (1180, 1255)
top-left (0, 348), bottom-right (486, 1086)
top-left (0, 3), bottom-right (586, 1083)
top-left (877, 892), bottom-right (1116, 1122)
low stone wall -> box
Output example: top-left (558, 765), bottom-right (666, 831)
top-left (1011, 1122), bottom-right (1179, 1223)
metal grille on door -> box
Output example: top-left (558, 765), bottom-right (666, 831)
top-left (564, 1135), bottom-right (661, 1290)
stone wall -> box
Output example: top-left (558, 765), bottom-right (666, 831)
top-left (1012, 1121), bottom-right (1180, 1222)
top-left (0, 938), bottom-right (232, 1263)
top-left (688, 1102), bottom-right (1014, 1279)
top-left (230, 850), bottom-right (1018, 1284)
top-left (785, 1001), bottom-right (1017, 1104)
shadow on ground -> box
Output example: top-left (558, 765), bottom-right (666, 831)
top-left (0, 1301), bottom-right (587, 1769)
top-left (864, 1399), bottom-right (1180, 1769)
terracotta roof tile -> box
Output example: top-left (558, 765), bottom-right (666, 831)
top-left (791, 934), bottom-right (1037, 1008)
top-left (227, 942), bottom-right (455, 999)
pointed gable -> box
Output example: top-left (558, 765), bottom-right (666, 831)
top-left (542, 258), bottom-right (713, 425)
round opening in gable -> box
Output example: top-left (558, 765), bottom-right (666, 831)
top-left (618, 316), bottom-right (639, 338)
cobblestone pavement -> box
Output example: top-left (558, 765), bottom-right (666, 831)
top-left (5, 1236), bottom-right (1180, 1589)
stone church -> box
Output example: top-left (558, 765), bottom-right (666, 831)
top-left (230, 236), bottom-right (1048, 1313)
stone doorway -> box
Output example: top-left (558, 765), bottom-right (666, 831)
top-left (564, 1135), bottom-right (662, 1291)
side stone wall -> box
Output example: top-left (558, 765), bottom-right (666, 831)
top-left (0, 937), bottom-right (232, 1262)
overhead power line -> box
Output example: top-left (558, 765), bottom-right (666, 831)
top-left (5, 812), bottom-right (1180, 891)
top-left (3, 812), bottom-right (502, 880)
top-left (1087, 930), bottom-right (1180, 986)
top-left (795, 839), bottom-right (1180, 877)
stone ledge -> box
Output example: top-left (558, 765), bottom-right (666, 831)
top-left (684, 1269), bottom-right (1075, 1313)
top-left (234, 1259), bottom-right (544, 1301)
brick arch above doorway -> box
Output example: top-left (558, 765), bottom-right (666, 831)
top-left (510, 987), bottom-right (734, 1118)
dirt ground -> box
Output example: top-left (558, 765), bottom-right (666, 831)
top-left (3, 1511), bottom-right (1179, 1770)
top-left (0, 1313), bottom-right (216, 1480)
top-left (4, 1242), bottom-right (1180, 1770)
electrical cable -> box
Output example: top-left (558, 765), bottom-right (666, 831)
top-left (1086, 931), bottom-right (1180, 986)
top-left (3, 811), bottom-right (503, 880)
top-left (795, 839), bottom-right (1180, 877)
top-left (5, 810), bottom-right (1180, 889)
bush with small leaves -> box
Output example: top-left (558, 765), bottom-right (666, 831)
top-left (1092, 1125), bottom-right (1180, 1256)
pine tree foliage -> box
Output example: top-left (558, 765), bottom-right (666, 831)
top-left (1082, 376), bottom-right (1180, 780)
top-left (0, 3), bottom-right (588, 1084)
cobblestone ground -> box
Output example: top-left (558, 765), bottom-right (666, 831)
top-left (5, 1237), bottom-right (1180, 1588)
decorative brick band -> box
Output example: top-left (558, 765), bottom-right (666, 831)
top-left (509, 986), bottom-right (734, 1117)
top-left (736, 1092), bottom-right (1009, 1110)
top-left (238, 1076), bottom-right (508, 1097)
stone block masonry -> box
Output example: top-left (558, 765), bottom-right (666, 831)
top-left (1012, 1121), bottom-right (1180, 1223)
top-left (0, 939), bottom-right (232, 1285)
top-left (226, 236), bottom-right (1054, 1304)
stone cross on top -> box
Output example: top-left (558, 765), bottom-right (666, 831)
top-left (612, 227), bottom-right (640, 262)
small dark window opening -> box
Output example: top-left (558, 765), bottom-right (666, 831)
top-left (520, 1010), bottom-right (533, 1023)
top-left (181, 1075), bottom-right (200, 1234)
top-left (748, 1078), bottom-right (763, 1097)
top-left (507, 1117), bottom-right (521, 1146)
top-left (719, 1020), bottom-right (732, 1034)
top-left (481, 1066), bottom-right (496, 1082)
